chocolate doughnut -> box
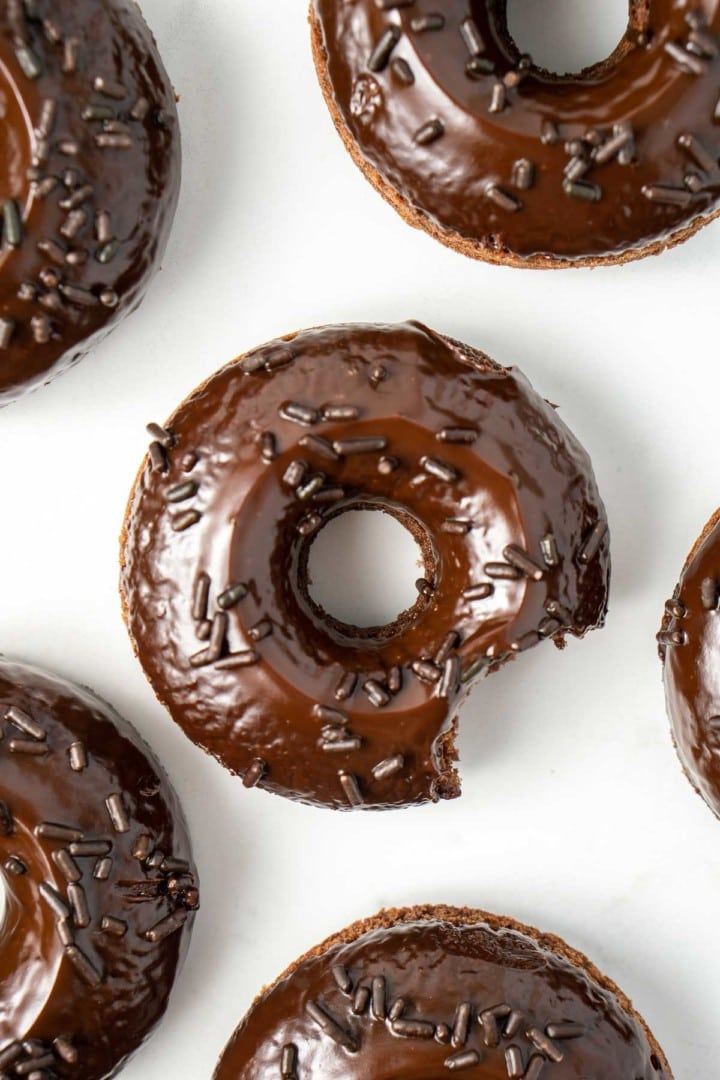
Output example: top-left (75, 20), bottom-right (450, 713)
top-left (310, 1), bottom-right (720, 267)
top-left (0, 657), bottom-right (199, 1078)
top-left (658, 507), bottom-right (720, 819)
top-left (0, 0), bottom-right (180, 406)
top-left (120, 321), bottom-right (610, 811)
top-left (214, 904), bottom-right (672, 1078)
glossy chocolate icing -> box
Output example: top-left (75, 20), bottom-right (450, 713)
top-left (311, 0), bottom-right (720, 265)
top-left (120, 322), bottom-right (610, 811)
top-left (659, 508), bottom-right (720, 819)
top-left (0, 658), bottom-right (198, 1078)
top-left (214, 905), bottom-right (672, 1079)
top-left (0, 0), bottom-right (180, 406)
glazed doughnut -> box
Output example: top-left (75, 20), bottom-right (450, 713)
top-left (0, 0), bottom-right (180, 407)
top-left (310, 1), bottom-right (720, 267)
top-left (120, 321), bottom-right (610, 811)
top-left (0, 657), bottom-right (198, 1079)
top-left (658, 507), bottom-right (720, 820)
top-left (214, 904), bottom-right (673, 1079)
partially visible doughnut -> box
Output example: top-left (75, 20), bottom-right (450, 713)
top-left (311, 0), bottom-right (720, 267)
top-left (659, 507), bottom-right (720, 820)
top-left (0, 657), bottom-right (198, 1079)
top-left (120, 321), bottom-right (610, 811)
top-left (214, 904), bottom-right (673, 1079)
top-left (0, 0), bottom-right (180, 406)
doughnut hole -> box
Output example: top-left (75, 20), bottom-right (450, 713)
top-left (502, 0), bottom-right (630, 75)
top-left (306, 506), bottom-right (427, 633)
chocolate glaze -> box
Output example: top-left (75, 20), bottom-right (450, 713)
top-left (214, 905), bottom-right (672, 1079)
top-left (0, 0), bottom-right (180, 406)
top-left (311, 0), bottom-right (720, 266)
top-left (0, 658), bottom-right (198, 1079)
top-left (659, 508), bottom-right (720, 819)
top-left (120, 322), bottom-right (610, 811)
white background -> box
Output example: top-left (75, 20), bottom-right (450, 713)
top-left (2, 1), bottom-right (719, 1076)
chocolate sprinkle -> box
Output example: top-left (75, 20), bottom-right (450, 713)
top-left (563, 178), bottom-right (602, 202)
top-left (546, 1021), bottom-right (584, 1039)
top-left (657, 629), bottom-right (688, 647)
top-left (527, 1026), bottom-right (563, 1062)
top-left (105, 793), bottom-right (130, 834)
top-left (372, 754), bottom-right (404, 781)
top-left (281, 1043), bottom-right (298, 1079)
top-left (415, 119), bottom-right (445, 146)
top-left (6, 705), bottom-right (45, 740)
top-left (451, 1001), bottom-right (472, 1048)
top-left (578, 521), bottom-right (608, 564)
top-left (332, 965), bottom-right (353, 995)
top-left (281, 402), bottom-right (319, 426)
top-left (437, 426), bottom-right (476, 444)
top-left (300, 433), bottom-right (340, 461)
top-left (392, 1018), bottom-right (435, 1039)
top-left (171, 509), bottom-right (201, 533)
top-left (321, 404), bottom-right (361, 421)
top-left (512, 159), bottom-right (535, 190)
top-left (421, 456), bottom-right (459, 483)
top-left (335, 672), bottom-right (358, 701)
top-left (305, 1001), bottom-right (358, 1051)
top-left (484, 563), bottom-right (522, 581)
top-left (352, 985), bottom-right (371, 1015)
top-left (243, 758), bottom-right (267, 788)
top-left (503, 545), bottom-right (545, 581)
top-left (36, 822), bottom-right (83, 842)
top-left (391, 57), bottom-right (415, 84)
top-left (145, 908), bottom-right (188, 944)
top-left (412, 659), bottom-right (442, 684)
top-left (363, 679), bottom-right (390, 707)
top-left (333, 436), bottom-right (388, 455)
top-left (371, 975), bottom-right (386, 1020)
top-left (339, 770), bottom-right (364, 806)
top-left (445, 1049), bottom-right (482, 1070)
top-left (389, 997), bottom-right (406, 1022)
top-left (368, 26), bottom-right (401, 73)
top-left (101, 915), bottom-right (128, 938)
top-left (485, 183), bottom-right (521, 211)
top-left (217, 582), bottom-right (249, 610)
top-left (505, 1045), bottom-right (524, 1077)
top-left (540, 533), bottom-right (559, 568)
top-left (459, 16), bottom-right (484, 56)
top-left (504, 1010), bottom-right (524, 1038)
top-left (463, 583), bottom-right (494, 602)
top-left (411, 14), bottom-right (445, 32)
top-left (215, 650), bottom-right (261, 671)
top-left (523, 1055), bottom-right (545, 1080)
top-left (68, 741), bottom-right (88, 771)
top-left (167, 481), bottom-right (198, 504)
top-left (65, 944), bottom-right (103, 986)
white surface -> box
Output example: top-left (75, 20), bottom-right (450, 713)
top-left (1, 1), bottom-right (719, 1076)
top-left (308, 510), bottom-right (424, 627)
